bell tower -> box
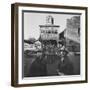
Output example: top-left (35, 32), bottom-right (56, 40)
top-left (39, 15), bottom-right (60, 45)
top-left (46, 15), bottom-right (54, 25)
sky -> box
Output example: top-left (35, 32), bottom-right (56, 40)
top-left (24, 12), bottom-right (80, 40)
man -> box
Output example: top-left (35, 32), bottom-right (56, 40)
top-left (57, 49), bottom-right (74, 75)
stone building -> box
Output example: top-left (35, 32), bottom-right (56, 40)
top-left (39, 15), bottom-right (60, 46)
top-left (64, 16), bottom-right (80, 52)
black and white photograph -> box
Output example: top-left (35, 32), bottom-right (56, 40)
top-left (11, 3), bottom-right (87, 87)
top-left (23, 12), bottom-right (81, 77)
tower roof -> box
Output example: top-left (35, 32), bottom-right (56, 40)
top-left (46, 15), bottom-right (54, 25)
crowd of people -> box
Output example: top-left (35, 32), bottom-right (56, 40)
top-left (29, 42), bottom-right (74, 77)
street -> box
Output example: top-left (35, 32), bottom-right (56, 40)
top-left (24, 52), bottom-right (80, 77)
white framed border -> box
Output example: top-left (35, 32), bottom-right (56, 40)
top-left (17, 5), bottom-right (86, 84)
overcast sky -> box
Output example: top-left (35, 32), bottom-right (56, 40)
top-left (24, 12), bottom-right (80, 40)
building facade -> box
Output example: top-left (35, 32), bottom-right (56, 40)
top-left (64, 16), bottom-right (80, 52)
top-left (39, 15), bottom-right (60, 44)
